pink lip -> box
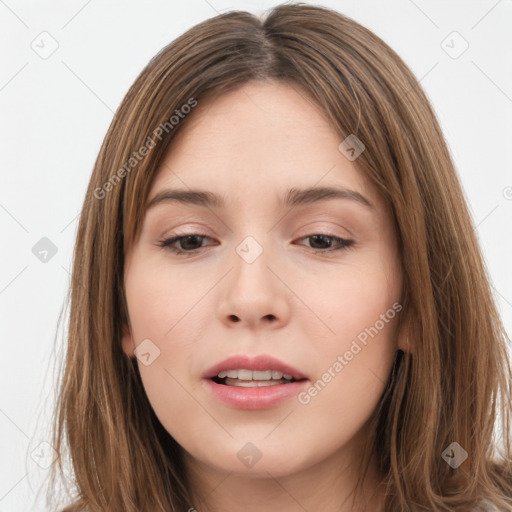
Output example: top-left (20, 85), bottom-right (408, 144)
top-left (201, 354), bottom-right (309, 410)
top-left (203, 379), bottom-right (309, 410)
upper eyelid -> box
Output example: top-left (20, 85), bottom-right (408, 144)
top-left (163, 231), bottom-right (352, 242)
top-left (163, 221), bottom-right (354, 238)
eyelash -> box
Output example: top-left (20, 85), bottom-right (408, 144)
top-left (157, 233), bottom-right (355, 257)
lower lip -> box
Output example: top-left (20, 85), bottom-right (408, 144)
top-left (203, 379), bottom-right (309, 410)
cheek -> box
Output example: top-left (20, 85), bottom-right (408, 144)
top-left (125, 258), bottom-right (208, 341)
top-left (124, 258), bottom-right (213, 431)
top-left (298, 249), bottom-right (401, 411)
top-left (292, 295), bottom-right (399, 456)
top-left (313, 255), bottom-right (400, 347)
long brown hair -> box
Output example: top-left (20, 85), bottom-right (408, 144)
top-left (47, 3), bottom-right (512, 511)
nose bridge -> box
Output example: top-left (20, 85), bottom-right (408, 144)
top-left (230, 232), bottom-right (275, 297)
top-left (218, 231), bottom-right (290, 328)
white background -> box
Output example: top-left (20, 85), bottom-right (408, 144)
top-left (0, 0), bottom-right (511, 510)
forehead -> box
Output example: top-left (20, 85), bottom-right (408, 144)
top-left (148, 80), bottom-right (378, 210)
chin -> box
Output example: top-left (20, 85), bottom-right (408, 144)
top-left (189, 437), bottom-right (318, 478)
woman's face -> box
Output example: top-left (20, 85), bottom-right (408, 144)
top-left (122, 80), bottom-right (404, 481)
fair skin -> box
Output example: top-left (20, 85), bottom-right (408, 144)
top-left (122, 80), bottom-right (406, 512)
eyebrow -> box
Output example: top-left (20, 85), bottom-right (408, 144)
top-left (146, 185), bottom-right (374, 211)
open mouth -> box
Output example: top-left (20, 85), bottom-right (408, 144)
top-left (204, 366), bottom-right (310, 409)
top-left (211, 374), bottom-right (306, 388)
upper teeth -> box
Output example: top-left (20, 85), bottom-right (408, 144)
top-left (217, 369), bottom-right (294, 380)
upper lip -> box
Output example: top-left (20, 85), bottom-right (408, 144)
top-left (202, 354), bottom-right (309, 380)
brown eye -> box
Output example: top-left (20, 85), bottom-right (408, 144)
top-left (158, 234), bottom-right (212, 255)
top-left (298, 234), bottom-right (354, 253)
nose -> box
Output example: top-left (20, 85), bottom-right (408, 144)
top-left (217, 243), bottom-right (291, 330)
